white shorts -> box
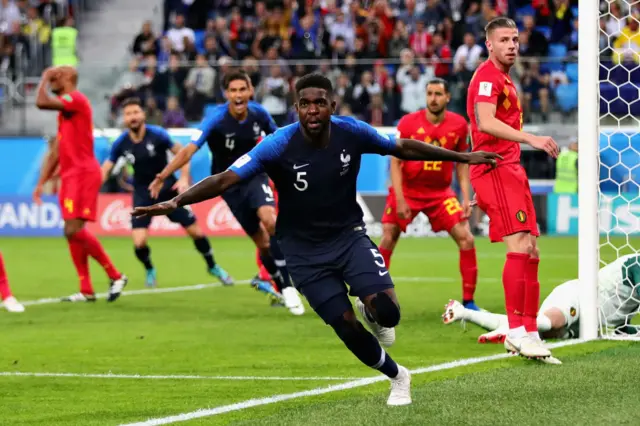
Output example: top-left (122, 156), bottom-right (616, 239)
top-left (539, 279), bottom-right (580, 337)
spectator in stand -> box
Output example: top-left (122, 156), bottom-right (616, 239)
top-left (0, 0), bottom-right (21, 33)
top-left (388, 20), bottom-right (409, 58)
top-left (7, 21), bottom-right (29, 59)
top-left (152, 53), bottom-right (187, 107)
top-left (453, 32), bottom-right (482, 78)
top-left (163, 96), bottom-right (187, 128)
top-left (261, 45), bottom-right (290, 78)
top-left (521, 60), bottom-right (551, 123)
top-left (334, 72), bottom-right (355, 108)
top-left (352, 70), bottom-right (382, 115)
top-left (409, 20), bottom-right (431, 58)
top-left (464, 1), bottom-right (483, 36)
top-left (242, 56), bottom-right (261, 88)
top-left (397, 0), bottom-right (422, 33)
top-left (214, 55), bottom-right (233, 102)
top-left (22, 6), bottom-right (50, 45)
top-left (182, 37), bottom-right (198, 62)
top-left (184, 54), bottom-right (215, 121)
top-left (214, 16), bottom-right (235, 58)
top-left (382, 76), bottom-right (400, 123)
top-left (613, 14), bottom-right (640, 64)
top-left (329, 9), bottom-right (355, 51)
top-left (37, 0), bottom-right (59, 24)
top-left (398, 65), bottom-right (429, 115)
top-left (522, 14), bottom-right (549, 57)
top-left (423, 0), bottom-right (449, 31)
top-left (258, 64), bottom-right (289, 126)
top-left (203, 36), bottom-right (219, 66)
top-left (166, 14), bottom-right (195, 52)
top-left (550, 0), bottom-right (574, 44)
top-left (567, 18), bottom-right (578, 56)
top-left (145, 97), bottom-right (164, 126)
top-left (236, 17), bottom-right (257, 59)
top-left (428, 32), bottom-right (452, 79)
top-left (132, 21), bottom-right (158, 57)
top-left (291, 12), bottom-right (320, 59)
top-left (365, 93), bottom-right (393, 126)
top-left (372, 60), bottom-right (389, 90)
top-left (157, 36), bottom-right (173, 71)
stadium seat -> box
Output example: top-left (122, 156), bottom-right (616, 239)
top-left (554, 83), bottom-right (578, 113)
top-left (599, 60), bottom-right (614, 81)
top-left (515, 5), bottom-right (535, 20)
top-left (571, 6), bottom-right (579, 17)
top-left (565, 63), bottom-right (578, 82)
top-left (535, 26), bottom-right (552, 40)
top-left (194, 30), bottom-right (206, 53)
top-left (548, 43), bottom-right (567, 72)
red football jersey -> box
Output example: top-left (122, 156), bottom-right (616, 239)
top-left (467, 60), bottom-right (523, 179)
top-left (56, 90), bottom-right (99, 177)
top-left (396, 110), bottom-right (469, 199)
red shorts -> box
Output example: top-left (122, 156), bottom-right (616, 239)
top-left (381, 187), bottom-right (466, 233)
top-left (58, 169), bottom-right (101, 222)
top-left (471, 164), bottom-right (539, 242)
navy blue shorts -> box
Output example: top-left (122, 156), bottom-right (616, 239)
top-left (283, 231), bottom-right (394, 324)
top-left (222, 174), bottom-right (275, 237)
top-left (132, 187), bottom-right (197, 229)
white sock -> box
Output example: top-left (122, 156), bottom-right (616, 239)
top-left (537, 313), bottom-right (552, 332)
top-left (463, 309), bottom-right (506, 331)
top-left (508, 325), bottom-right (527, 339)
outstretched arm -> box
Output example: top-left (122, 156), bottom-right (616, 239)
top-left (175, 170), bottom-right (240, 207)
top-left (391, 138), bottom-right (501, 165)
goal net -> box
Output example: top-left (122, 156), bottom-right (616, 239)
top-left (591, 0), bottom-right (640, 340)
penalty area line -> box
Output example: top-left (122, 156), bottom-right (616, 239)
top-left (0, 371), bottom-right (363, 381)
top-left (121, 339), bottom-right (590, 426)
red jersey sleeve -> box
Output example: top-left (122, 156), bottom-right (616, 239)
top-left (472, 69), bottom-right (504, 105)
top-left (58, 92), bottom-right (86, 113)
top-left (396, 115), bottom-right (413, 139)
top-left (456, 123), bottom-right (469, 152)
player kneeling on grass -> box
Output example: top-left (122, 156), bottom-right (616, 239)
top-left (132, 73), bottom-right (501, 406)
top-left (100, 98), bottom-right (233, 287)
top-left (444, 254), bottom-right (640, 348)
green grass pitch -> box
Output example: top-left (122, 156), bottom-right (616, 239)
top-left (0, 235), bottom-right (638, 425)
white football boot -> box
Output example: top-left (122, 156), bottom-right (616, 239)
top-left (2, 296), bottom-right (24, 313)
top-left (282, 287), bottom-right (305, 316)
top-left (107, 274), bottom-right (128, 302)
top-left (355, 298), bottom-right (395, 347)
top-left (387, 366), bottom-right (412, 406)
top-left (442, 299), bottom-right (465, 324)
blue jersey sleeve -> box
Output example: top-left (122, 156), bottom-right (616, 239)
top-left (356, 120), bottom-right (397, 155)
top-left (151, 126), bottom-right (174, 150)
top-left (190, 108), bottom-right (222, 148)
top-left (250, 101), bottom-right (278, 135)
top-left (109, 133), bottom-right (126, 162)
top-left (228, 131), bottom-right (285, 180)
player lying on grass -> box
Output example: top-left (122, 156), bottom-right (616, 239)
top-left (443, 254), bottom-right (640, 342)
top-left (0, 251), bottom-right (24, 313)
top-left (380, 78), bottom-right (481, 311)
top-left (100, 97), bottom-right (233, 288)
top-left (149, 72), bottom-right (304, 315)
top-left (132, 73), bottom-right (501, 406)
top-left (35, 66), bottom-right (128, 303)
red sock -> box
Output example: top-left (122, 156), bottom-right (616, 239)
top-left (66, 239), bottom-right (94, 295)
top-left (379, 247), bottom-right (393, 270)
top-left (503, 253), bottom-right (528, 329)
top-left (524, 257), bottom-right (541, 333)
top-left (460, 248), bottom-right (478, 302)
top-left (0, 252), bottom-right (13, 300)
top-left (74, 229), bottom-right (121, 280)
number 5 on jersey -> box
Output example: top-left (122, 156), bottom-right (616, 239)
top-left (294, 171), bottom-right (308, 191)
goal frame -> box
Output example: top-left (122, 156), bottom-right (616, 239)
top-left (577, 0), bottom-right (600, 341)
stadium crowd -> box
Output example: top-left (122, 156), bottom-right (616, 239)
top-left (109, 0), bottom-right (639, 128)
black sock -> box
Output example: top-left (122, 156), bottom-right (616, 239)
top-left (268, 237), bottom-right (292, 289)
top-left (193, 237), bottom-right (216, 269)
top-left (134, 245), bottom-right (153, 270)
top-left (337, 321), bottom-right (399, 378)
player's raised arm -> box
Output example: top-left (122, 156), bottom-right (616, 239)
top-left (35, 67), bottom-right (79, 111)
top-left (356, 120), bottom-right (502, 166)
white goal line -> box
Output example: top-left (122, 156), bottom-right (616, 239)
top-left (121, 339), bottom-right (590, 426)
top-left (0, 371), bottom-right (362, 381)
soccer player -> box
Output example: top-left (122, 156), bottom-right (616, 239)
top-left (380, 78), bottom-right (480, 310)
top-left (34, 66), bottom-right (128, 303)
top-left (443, 254), bottom-right (640, 346)
top-left (132, 73), bottom-right (500, 405)
top-left (467, 17), bottom-right (559, 359)
top-left (0, 252), bottom-right (25, 313)
top-left (100, 98), bottom-right (233, 288)
top-left (148, 71), bottom-right (304, 316)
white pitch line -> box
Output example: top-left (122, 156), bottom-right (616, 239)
top-left (121, 339), bottom-right (590, 426)
top-left (0, 372), bottom-right (362, 381)
top-left (8, 276), bottom-right (573, 310)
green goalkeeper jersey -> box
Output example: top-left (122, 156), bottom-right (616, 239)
top-left (598, 254), bottom-right (640, 329)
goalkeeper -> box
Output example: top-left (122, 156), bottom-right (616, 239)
top-left (443, 254), bottom-right (640, 341)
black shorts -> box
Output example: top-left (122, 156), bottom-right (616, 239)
top-left (283, 230), bottom-right (394, 324)
top-left (222, 173), bottom-right (275, 236)
top-left (131, 187), bottom-right (197, 229)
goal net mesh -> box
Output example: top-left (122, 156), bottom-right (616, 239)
top-left (598, 0), bottom-right (640, 339)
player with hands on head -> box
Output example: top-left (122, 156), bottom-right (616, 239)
top-left (133, 73), bottom-right (500, 406)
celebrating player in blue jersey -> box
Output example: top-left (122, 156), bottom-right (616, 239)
top-left (133, 74), bottom-right (501, 406)
top-left (101, 98), bottom-right (233, 287)
top-left (148, 71), bottom-right (304, 315)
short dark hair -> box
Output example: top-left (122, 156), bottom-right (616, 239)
top-left (426, 78), bottom-right (449, 93)
top-left (485, 16), bottom-right (517, 35)
top-left (224, 71), bottom-right (251, 89)
top-left (295, 73), bottom-right (333, 96)
top-left (121, 97), bottom-right (143, 109)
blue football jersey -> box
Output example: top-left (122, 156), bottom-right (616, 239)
top-left (190, 101), bottom-right (278, 174)
top-left (228, 116), bottom-right (397, 250)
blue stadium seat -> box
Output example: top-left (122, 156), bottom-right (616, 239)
top-left (571, 6), bottom-right (579, 17)
top-left (565, 63), bottom-right (578, 82)
top-left (194, 30), bottom-right (206, 54)
top-left (599, 60), bottom-right (614, 81)
top-left (516, 5), bottom-right (535, 20)
top-left (535, 26), bottom-right (552, 40)
top-left (554, 83), bottom-right (578, 112)
top-left (548, 43), bottom-right (567, 72)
